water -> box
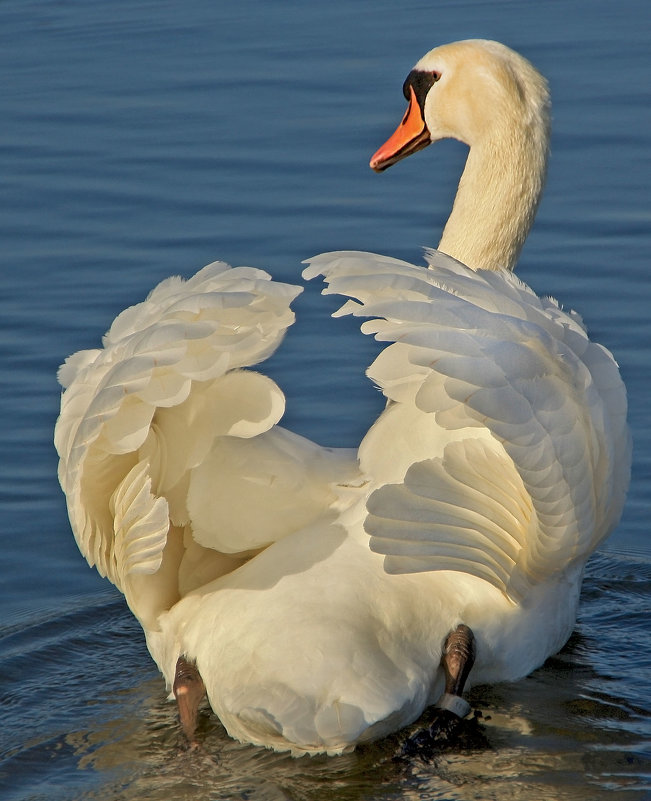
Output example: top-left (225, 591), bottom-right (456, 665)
top-left (1, 1), bottom-right (649, 798)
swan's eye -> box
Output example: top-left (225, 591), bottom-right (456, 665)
top-left (402, 70), bottom-right (440, 109)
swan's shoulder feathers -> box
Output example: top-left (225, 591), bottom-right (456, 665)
top-left (305, 250), bottom-right (631, 602)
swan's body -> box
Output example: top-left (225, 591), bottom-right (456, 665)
top-left (55, 40), bottom-right (630, 755)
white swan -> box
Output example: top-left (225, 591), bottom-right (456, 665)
top-left (55, 39), bottom-right (630, 756)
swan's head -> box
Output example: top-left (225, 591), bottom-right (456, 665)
top-left (370, 39), bottom-right (550, 172)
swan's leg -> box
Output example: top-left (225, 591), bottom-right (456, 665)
top-left (173, 656), bottom-right (206, 746)
top-left (435, 623), bottom-right (476, 717)
top-left (400, 624), bottom-right (477, 757)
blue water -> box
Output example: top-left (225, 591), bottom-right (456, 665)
top-left (1, 1), bottom-right (649, 798)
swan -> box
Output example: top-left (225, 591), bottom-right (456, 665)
top-left (55, 39), bottom-right (630, 756)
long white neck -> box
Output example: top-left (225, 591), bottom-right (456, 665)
top-left (438, 112), bottom-right (549, 272)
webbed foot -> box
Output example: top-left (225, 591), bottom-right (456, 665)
top-left (400, 624), bottom-right (477, 758)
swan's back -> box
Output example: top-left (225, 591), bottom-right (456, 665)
top-left (54, 250), bottom-right (630, 755)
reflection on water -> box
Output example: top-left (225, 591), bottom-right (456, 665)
top-left (1, 552), bottom-right (648, 801)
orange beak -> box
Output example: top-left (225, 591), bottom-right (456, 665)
top-left (370, 85), bottom-right (431, 172)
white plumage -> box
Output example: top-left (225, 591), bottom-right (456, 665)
top-left (55, 40), bottom-right (630, 755)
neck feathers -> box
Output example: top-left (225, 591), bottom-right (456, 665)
top-left (438, 57), bottom-right (550, 272)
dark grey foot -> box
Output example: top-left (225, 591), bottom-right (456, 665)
top-left (173, 656), bottom-right (206, 747)
top-left (399, 624), bottom-right (477, 758)
top-left (436, 622), bottom-right (476, 717)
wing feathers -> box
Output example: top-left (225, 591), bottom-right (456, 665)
top-left (56, 262), bottom-right (303, 601)
top-left (111, 460), bottom-right (170, 579)
top-left (305, 249), bottom-right (630, 600)
top-left (366, 439), bottom-right (530, 600)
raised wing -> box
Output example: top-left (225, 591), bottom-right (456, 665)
top-left (304, 250), bottom-right (630, 602)
top-left (55, 262), bottom-right (357, 627)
